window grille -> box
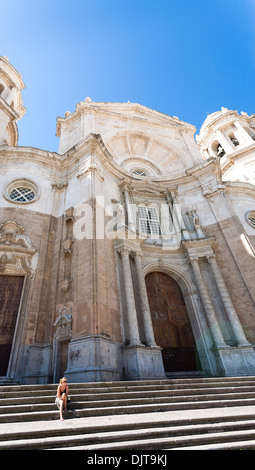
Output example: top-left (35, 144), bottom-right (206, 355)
top-left (138, 205), bottom-right (161, 235)
top-left (133, 169), bottom-right (147, 177)
top-left (9, 187), bottom-right (36, 203)
top-left (247, 211), bottom-right (255, 228)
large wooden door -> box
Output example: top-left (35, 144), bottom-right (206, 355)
top-left (0, 275), bottom-right (24, 376)
top-left (145, 272), bottom-right (200, 373)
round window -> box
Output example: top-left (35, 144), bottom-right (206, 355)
top-left (4, 179), bottom-right (38, 204)
top-left (246, 211), bottom-right (255, 228)
top-left (9, 187), bottom-right (35, 202)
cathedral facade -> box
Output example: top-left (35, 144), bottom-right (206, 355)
top-left (0, 56), bottom-right (255, 384)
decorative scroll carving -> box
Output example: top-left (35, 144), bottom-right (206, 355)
top-left (0, 221), bottom-right (36, 274)
top-left (51, 181), bottom-right (68, 190)
top-left (0, 221), bottom-right (30, 247)
top-left (53, 305), bottom-right (72, 342)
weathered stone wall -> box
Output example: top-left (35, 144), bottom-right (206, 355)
top-left (0, 76), bottom-right (254, 382)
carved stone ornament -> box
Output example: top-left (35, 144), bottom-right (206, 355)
top-left (62, 238), bottom-right (74, 255)
top-left (51, 181), bottom-right (68, 190)
top-left (0, 254), bottom-right (9, 272)
top-left (185, 210), bottom-right (206, 239)
top-left (59, 278), bottom-right (72, 292)
top-left (53, 305), bottom-right (72, 341)
top-left (0, 220), bottom-right (36, 274)
top-left (76, 161), bottom-right (104, 182)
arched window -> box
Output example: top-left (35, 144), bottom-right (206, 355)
top-left (246, 211), bottom-right (255, 229)
top-left (132, 169), bottom-right (147, 177)
top-left (244, 126), bottom-right (255, 142)
top-left (228, 132), bottom-right (239, 147)
top-left (210, 140), bottom-right (226, 158)
top-left (216, 143), bottom-right (226, 157)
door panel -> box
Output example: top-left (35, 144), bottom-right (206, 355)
top-left (0, 275), bottom-right (24, 375)
top-left (145, 272), bottom-right (199, 372)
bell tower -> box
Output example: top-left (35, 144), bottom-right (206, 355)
top-left (0, 56), bottom-right (26, 146)
top-left (196, 107), bottom-right (255, 185)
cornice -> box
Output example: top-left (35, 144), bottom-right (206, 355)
top-left (60, 133), bottom-right (190, 185)
top-left (220, 142), bottom-right (255, 172)
top-left (0, 56), bottom-right (25, 90)
top-left (0, 145), bottom-right (63, 170)
top-left (0, 97), bottom-right (19, 119)
top-left (0, 133), bottom-right (215, 192)
top-left (185, 156), bottom-right (221, 179)
top-left (56, 101), bottom-right (196, 137)
top-left (223, 181), bottom-right (255, 197)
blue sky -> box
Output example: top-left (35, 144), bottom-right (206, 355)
top-left (1, 0), bottom-right (255, 153)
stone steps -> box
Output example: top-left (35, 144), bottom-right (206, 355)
top-left (2, 385), bottom-right (255, 403)
top-left (2, 420), bottom-right (255, 450)
top-left (2, 390), bottom-right (255, 408)
top-left (53, 429), bottom-right (255, 451)
top-left (1, 411), bottom-right (255, 450)
top-left (1, 376), bottom-right (255, 449)
top-left (3, 397), bottom-right (255, 424)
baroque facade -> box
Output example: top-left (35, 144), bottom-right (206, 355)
top-left (0, 56), bottom-right (255, 384)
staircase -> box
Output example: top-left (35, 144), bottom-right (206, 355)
top-left (1, 376), bottom-right (255, 450)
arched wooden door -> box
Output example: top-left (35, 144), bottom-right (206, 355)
top-left (0, 275), bottom-right (24, 376)
top-left (145, 272), bottom-right (200, 373)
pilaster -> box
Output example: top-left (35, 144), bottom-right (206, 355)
top-left (189, 256), bottom-right (227, 348)
top-left (183, 238), bottom-right (255, 376)
top-left (118, 246), bottom-right (141, 346)
top-left (134, 251), bottom-right (157, 347)
top-left (206, 255), bottom-right (250, 347)
top-left (117, 243), bottom-right (165, 379)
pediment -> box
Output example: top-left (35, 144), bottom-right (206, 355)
top-left (57, 100), bottom-right (196, 156)
top-left (76, 101), bottom-right (195, 131)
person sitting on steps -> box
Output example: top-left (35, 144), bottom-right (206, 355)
top-left (55, 377), bottom-right (69, 421)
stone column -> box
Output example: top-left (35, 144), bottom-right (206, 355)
top-left (123, 186), bottom-right (136, 233)
top-left (207, 255), bottom-right (250, 346)
top-left (234, 121), bottom-right (255, 145)
top-left (190, 257), bottom-right (227, 348)
top-left (118, 247), bottom-right (141, 346)
top-left (134, 252), bottom-right (157, 347)
top-left (216, 130), bottom-right (233, 154)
